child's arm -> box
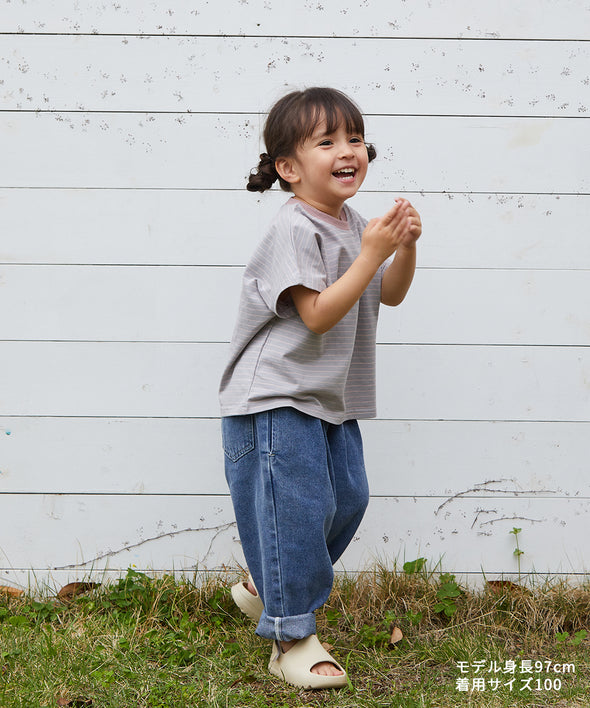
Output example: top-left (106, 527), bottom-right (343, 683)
top-left (289, 200), bottom-right (419, 334)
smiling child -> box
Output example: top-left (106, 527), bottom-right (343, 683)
top-left (219, 87), bottom-right (422, 690)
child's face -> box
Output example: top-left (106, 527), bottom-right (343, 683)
top-left (277, 116), bottom-right (369, 218)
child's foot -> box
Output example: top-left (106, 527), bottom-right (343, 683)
top-left (280, 639), bottom-right (344, 677)
top-left (231, 576), bottom-right (264, 621)
top-left (268, 634), bottom-right (348, 689)
top-left (244, 584), bottom-right (343, 678)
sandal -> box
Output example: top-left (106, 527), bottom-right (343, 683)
top-left (268, 634), bottom-right (348, 690)
top-left (231, 575), bottom-right (264, 621)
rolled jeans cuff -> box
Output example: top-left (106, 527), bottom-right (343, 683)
top-left (255, 609), bottom-right (317, 642)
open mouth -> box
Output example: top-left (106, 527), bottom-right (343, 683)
top-left (332, 167), bottom-right (356, 182)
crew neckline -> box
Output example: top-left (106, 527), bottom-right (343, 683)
top-left (289, 197), bottom-right (350, 230)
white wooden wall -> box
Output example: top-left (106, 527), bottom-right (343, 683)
top-left (1, 1), bottom-right (589, 591)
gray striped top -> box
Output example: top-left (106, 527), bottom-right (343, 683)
top-left (219, 197), bottom-right (387, 425)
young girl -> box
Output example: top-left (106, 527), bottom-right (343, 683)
top-left (219, 87), bottom-right (421, 689)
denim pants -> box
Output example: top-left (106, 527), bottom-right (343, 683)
top-left (222, 407), bottom-right (369, 642)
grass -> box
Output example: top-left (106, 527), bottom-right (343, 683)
top-left (1, 564), bottom-right (589, 707)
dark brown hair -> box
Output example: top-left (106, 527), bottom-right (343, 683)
top-left (247, 87), bottom-right (377, 193)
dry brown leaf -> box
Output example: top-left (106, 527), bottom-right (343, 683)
top-left (390, 626), bottom-right (404, 644)
top-left (56, 698), bottom-right (93, 707)
top-left (320, 641), bottom-right (334, 652)
top-left (57, 582), bottom-right (100, 601)
top-left (0, 585), bottom-right (24, 599)
top-left (486, 580), bottom-right (522, 594)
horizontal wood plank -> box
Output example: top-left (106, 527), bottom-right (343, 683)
top-left (361, 420), bottom-right (590, 498)
top-left (0, 417), bottom-right (226, 495)
top-left (377, 268), bottom-right (590, 347)
top-left (3, 36), bottom-right (589, 116)
top-left (0, 265), bottom-right (588, 346)
top-left (3, 0), bottom-right (588, 39)
top-left (376, 344), bottom-right (590, 423)
top-left (1, 417), bottom-right (588, 497)
top-left (1, 189), bottom-right (588, 270)
top-left (3, 564), bottom-right (588, 595)
top-left (353, 496), bottom-right (590, 575)
top-left (0, 342), bottom-right (586, 421)
top-left (1, 114), bottom-right (588, 193)
top-left (1, 494), bottom-right (588, 576)
top-left (0, 265), bottom-right (243, 343)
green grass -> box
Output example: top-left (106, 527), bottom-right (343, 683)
top-left (1, 565), bottom-right (589, 707)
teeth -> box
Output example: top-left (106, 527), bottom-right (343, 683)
top-left (334, 168), bottom-right (355, 176)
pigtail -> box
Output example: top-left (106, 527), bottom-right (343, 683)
top-left (246, 153), bottom-right (279, 192)
top-left (366, 142), bottom-right (377, 162)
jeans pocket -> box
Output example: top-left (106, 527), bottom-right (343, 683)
top-left (221, 415), bottom-right (256, 462)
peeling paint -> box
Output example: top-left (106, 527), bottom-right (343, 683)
top-left (53, 522), bottom-right (237, 570)
top-left (436, 479), bottom-right (557, 516)
top-left (479, 515), bottom-right (545, 527)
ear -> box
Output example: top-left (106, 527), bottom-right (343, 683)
top-left (274, 156), bottom-right (301, 185)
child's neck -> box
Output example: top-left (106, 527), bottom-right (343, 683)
top-left (292, 195), bottom-right (346, 221)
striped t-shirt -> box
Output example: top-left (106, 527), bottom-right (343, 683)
top-left (219, 197), bottom-right (387, 425)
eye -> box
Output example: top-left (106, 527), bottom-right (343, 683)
top-left (350, 137), bottom-right (363, 144)
top-left (318, 139), bottom-right (333, 146)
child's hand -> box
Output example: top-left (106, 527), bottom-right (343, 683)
top-left (361, 199), bottom-right (422, 265)
top-left (400, 199), bottom-right (422, 247)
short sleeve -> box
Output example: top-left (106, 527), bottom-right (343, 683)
top-left (253, 211), bottom-right (328, 318)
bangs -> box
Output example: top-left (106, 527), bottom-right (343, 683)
top-left (292, 88), bottom-right (366, 145)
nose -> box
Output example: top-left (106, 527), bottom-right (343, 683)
top-left (337, 140), bottom-right (354, 158)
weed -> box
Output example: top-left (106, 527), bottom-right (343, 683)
top-left (358, 622), bottom-right (391, 648)
top-left (433, 572), bottom-right (462, 618)
top-left (557, 629), bottom-right (588, 646)
top-left (405, 610), bottom-right (424, 626)
top-left (29, 599), bottom-right (63, 623)
top-left (510, 526), bottom-right (524, 581)
top-left (402, 558), bottom-right (463, 618)
top-left (403, 557), bottom-right (427, 575)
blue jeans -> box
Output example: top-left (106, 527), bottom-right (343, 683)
top-left (222, 407), bottom-right (369, 642)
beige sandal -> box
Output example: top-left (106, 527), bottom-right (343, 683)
top-left (230, 575), bottom-right (264, 622)
top-left (268, 634), bottom-right (348, 690)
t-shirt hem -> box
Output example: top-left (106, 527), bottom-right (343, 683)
top-left (219, 400), bottom-right (376, 426)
